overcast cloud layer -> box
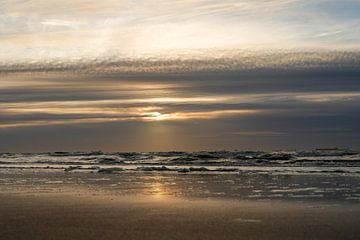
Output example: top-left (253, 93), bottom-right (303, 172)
top-left (1, 66), bottom-right (360, 152)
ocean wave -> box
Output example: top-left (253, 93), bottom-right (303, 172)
top-left (1, 149), bottom-right (360, 174)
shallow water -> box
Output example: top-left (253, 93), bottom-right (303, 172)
top-left (1, 170), bottom-right (359, 203)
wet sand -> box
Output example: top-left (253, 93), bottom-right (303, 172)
top-left (0, 171), bottom-right (359, 240)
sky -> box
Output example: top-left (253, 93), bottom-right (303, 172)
top-left (0, 0), bottom-right (360, 152)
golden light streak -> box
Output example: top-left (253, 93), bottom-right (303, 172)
top-left (0, 109), bottom-right (262, 129)
top-left (0, 96), bottom-right (232, 115)
top-left (2, 92), bottom-right (357, 116)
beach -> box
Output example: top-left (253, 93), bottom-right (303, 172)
top-left (2, 0), bottom-right (360, 239)
top-left (1, 170), bottom-right (359, 240)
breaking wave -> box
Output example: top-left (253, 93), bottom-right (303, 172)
top-left (1, 148), bottom-right (360, 174)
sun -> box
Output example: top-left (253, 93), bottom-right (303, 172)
top-left (143, 112), bottom-right (172, 121)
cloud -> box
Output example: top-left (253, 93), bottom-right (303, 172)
top-left (1, 74), bottom-right (359, 151)
top-left (1, 0), bottom-right (359, 62)
top-left (1, 68), bottom-right (360, 131)
top-left (40, 19), bottom-right (85, 27)
top-left (1, 49), bottom-right (359, 73)
top-left (1, 0), bottom-right (300, 19)
top-left (1, 0), bottom-right (360, 151)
